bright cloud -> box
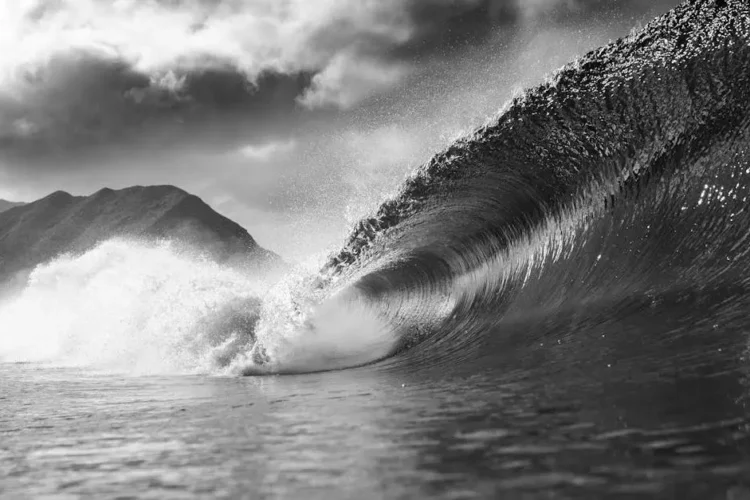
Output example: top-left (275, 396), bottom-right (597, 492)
top-left (0, 0), bottom-right (414, 112)
top-left (238, 139), bottom-right (297, 161)
top-left (298, 51), bottom-right (411, 110)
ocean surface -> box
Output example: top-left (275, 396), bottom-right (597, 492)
top-left (4, 0), bottom-right (750, 497)
top-left (2, 346), bottom-right (750, 500)
top-left (3, 330), bottom-right (750, 500)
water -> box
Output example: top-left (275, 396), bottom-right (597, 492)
top-left (2, 325), bottom-right (749, 499)
top-left (4, 0), bottom-right (750, 497)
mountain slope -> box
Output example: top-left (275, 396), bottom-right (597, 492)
top-left (0, 185), bottom-right (279, 283)
top-left (0, 200), bottom-right (24, 213)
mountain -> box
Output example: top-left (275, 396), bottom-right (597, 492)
top-left (0, 200), bottom-right (24, 213)
top-left (0, 185), bottom-right (281, 285)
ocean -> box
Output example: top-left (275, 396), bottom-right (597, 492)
top-left (3, 0), bottom-right (750, 497)
top-left (2, 335), bottom-right (749, 499)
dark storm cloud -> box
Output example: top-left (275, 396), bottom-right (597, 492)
top-left (0, 0), bottom-right (406, 158)
top-left (395, 0), bottom-right (516, 59)
top-left (394, 0), bottom-right (682, 59)
top-left (0, 0), bottom-right (680, 161)
top-left (0, 48), bottom-right (312, 160)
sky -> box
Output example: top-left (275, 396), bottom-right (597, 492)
top-left (0, 0), bottom-right (681, 261)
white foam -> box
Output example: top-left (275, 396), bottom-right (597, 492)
top-left (0, 239), bottom-right (266, 374)
top-left (0, 238), bottom-right (400, 375)
top-left (236, 284), bottom-right (396, 374)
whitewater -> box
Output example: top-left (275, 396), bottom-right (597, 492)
top-left (0, 238), bottom-right (399, 375)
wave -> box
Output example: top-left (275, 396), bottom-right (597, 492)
top-left (2, 0), bottom-right (750, 375)
top-left (303, 0), bottom-right (750, 369)
top-left (246, 0), bottom-right (750, 373)
top-left (0, 238), bottom-right (402, 375)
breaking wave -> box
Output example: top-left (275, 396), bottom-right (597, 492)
top-left (0, 239), bottom-right (399, 375)
top-left (0, 240), bottom-right (263, 374)
top-left (2, 0), bottom-right (750, 375)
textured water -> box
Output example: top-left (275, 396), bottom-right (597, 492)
top-left (2, 315), bottom-right (750, 500)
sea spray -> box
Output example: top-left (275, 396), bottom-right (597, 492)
top-left (238, 283), bottom-right (397, 374)
top-left (0, 238), bottom-right (403, 375)
top-left (0, 239), bottom-right (268, 374)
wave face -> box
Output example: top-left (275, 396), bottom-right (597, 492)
top-left (2, 0), bottom-right (750, 375)
top-left (307, 0), bottom-right (750, 370)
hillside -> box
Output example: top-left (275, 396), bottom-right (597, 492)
top-left (0, 200), bottom-right (24, 213)
top-left (0, 185), bottom-right (280, 284)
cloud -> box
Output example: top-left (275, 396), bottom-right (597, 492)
top-left (238, 139), bottom-right (297, 162)
top-left (298, 53), bottom-right (410, 110)
top-left (0, 0), bottom-right (418, 153)
top-left (0, 0), bottom-right (672, 159)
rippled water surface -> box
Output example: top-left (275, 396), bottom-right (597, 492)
top-left (3, 311), bottom-right (750, 500)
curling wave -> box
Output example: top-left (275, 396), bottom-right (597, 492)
top-left (259, 0), bottom-right (750, 372)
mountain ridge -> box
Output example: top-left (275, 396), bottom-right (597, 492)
top-left (0, 185), bottom-right (280, 287)
top-left (0, 200), bottom-right (25, 213)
